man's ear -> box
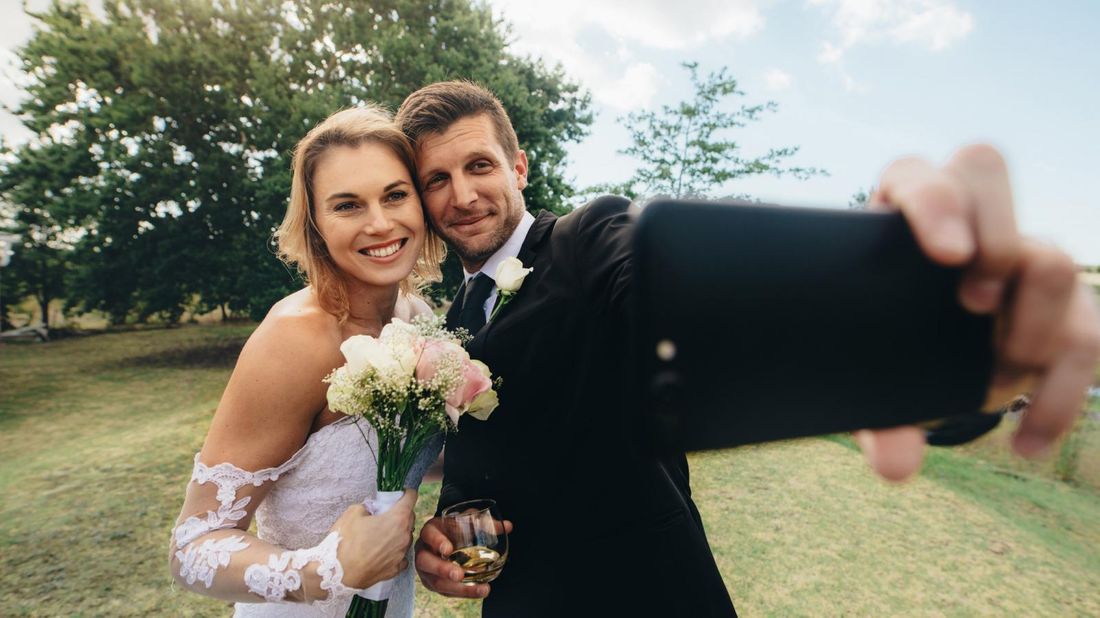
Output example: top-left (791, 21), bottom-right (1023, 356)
top-left (513, 150), bottom-right (529, 190)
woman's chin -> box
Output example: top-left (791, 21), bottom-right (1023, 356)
top-left (341, 261), bottom-right (418, 291)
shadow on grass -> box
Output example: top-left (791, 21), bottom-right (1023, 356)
top-left (113, 337), bottom-right (248, 369)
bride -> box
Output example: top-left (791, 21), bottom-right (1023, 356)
top-left (169, 105), bottom-right (445, 616)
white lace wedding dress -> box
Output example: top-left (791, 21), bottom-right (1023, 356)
top-left (170, 416), bottom-right (414, 617)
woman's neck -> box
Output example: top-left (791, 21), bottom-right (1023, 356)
top-left (344, 280), bottom-right (401, 335)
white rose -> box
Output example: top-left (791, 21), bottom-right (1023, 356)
top-left (386, 341), bottom-right (420, 382)
top-left (495, 257), bottom-right (533, 294)
top-left (380, 318), bottom-right (418, 343)
top-left (466, 388), bottom-right (499, 421)
top-left (379, 319), bottom-right (422, 378)
top-left (339, 334), bottom-right (416, 383)
top-left (470, 359), bottom-right (491, 379)
top-left (339, 335), bottom-right (387, 375)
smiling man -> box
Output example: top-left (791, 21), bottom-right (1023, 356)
top-left (395, 81), bottom-right (1099, 617)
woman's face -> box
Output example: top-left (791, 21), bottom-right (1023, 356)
top-left (311, 142), bottom-right (426, 291)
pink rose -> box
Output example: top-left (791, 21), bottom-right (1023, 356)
top-left (415, 341), bottom-right (492, 425)
top-left (415, 340), bottom-right (466, 382)
top-left (452, 358), bottom-right (492, 410)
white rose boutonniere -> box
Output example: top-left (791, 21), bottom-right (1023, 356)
top-left (490, 257), bottom-right (533, 321)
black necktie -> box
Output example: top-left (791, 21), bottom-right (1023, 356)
top-left (457, 273), bottom-right (495, 335)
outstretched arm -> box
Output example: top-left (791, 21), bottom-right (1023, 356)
top-left (859, 145), bottom-right (1100, 480)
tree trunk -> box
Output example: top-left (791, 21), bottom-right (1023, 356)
top-left (221, 303), bottom-right (227, 322)
top-left (37, 294), bottom-right (50, 330)
top-left (0, 293), bottom-right (12, 331)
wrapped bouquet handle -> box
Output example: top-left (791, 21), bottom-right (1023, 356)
top-left (355, 491), bottom-right (406, 602)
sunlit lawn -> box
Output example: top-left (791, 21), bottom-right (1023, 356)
top-left (2, 325), bottom-right (1098, 616)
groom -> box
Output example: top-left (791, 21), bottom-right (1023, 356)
top-left (395, 81), bottom-right (1099, 616)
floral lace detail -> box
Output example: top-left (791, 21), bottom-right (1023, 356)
top-left (242, 532), bottom-right (360, 605)
top-left (244, 551), bottom-right (303, 602)
top-left (173, 453), bottom-right (305, 549)
top-left (175, 496), bottom-right (250, 548)
top-left (191, 453), bottom-right (303, 504)
top-left (233, 419), bottom-right (415, 617)
top-left (309, 532), bottom-right (364, 607)
top-left (177, 535), bottom-right (250, 588)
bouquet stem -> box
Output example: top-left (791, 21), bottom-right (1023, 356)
top-left (346, 595), bottom-right (387, 618)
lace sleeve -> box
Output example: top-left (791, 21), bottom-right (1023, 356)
top-left (169, 453), bottom-right (363, 606)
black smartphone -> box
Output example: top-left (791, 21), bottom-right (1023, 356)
top-left (630, 198), bottom-right (996, 452)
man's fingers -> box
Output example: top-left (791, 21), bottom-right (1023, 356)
top-left (418, 518), bottom-right (453, 557)
top-left (854, 425), bottom-right (927, 482)
top-left (415, 542), bottom-right (462, 580)
top-left (945, 144), bottom-right (1020, 313)
top-left (414, 548), bottom-right (488, 598)
top-left (1013, 287), bottom-right (1100, 457)
top-left (877, 157), bottom-right (975, 266)
top-left (1000, 241), bottom-right (1078, 369)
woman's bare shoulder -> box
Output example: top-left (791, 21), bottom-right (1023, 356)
top-left (200, 289), bottom-right (342, 467)
top-left (256, 288), bottom-right (342, 347)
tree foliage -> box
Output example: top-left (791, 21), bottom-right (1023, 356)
top-left (611, 62), bottom-right (824, 200)
top-left (1, 0), bottom-right (591, 323)
top-left (848, 187), bottom-right (874, 209)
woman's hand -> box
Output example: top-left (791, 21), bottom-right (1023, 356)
top-left (332, 489), bottom-right (418, 589)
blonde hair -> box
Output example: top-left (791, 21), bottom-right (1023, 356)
top-left (275, 105), bottom-right (445, 322)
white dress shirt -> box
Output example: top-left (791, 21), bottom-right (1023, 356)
top-left (462, 211), bottom-right (536, 322)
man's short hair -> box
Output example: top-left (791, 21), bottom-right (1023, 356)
top-left (396, 80), bottom-right (519, 157)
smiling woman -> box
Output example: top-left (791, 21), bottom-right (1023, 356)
top-left (311, 142), bottom-right (425, 294)
top-left (167, 105), bottom-right (448, 618)
top-left (278, 106), bottom-right (446, 323)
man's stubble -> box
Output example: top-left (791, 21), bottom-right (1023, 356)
top-left (442, 186), bottom-right (526, 272)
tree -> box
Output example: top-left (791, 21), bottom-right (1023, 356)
top-left (849, 187), bottom-right (874, 209)
top-left (6, 0), bottom-right (592, 320)
top-left (609, 62), bottom-right (824, 200)
top-left (0, 140), bottom-right (93, 330)
top-left (0, 220), bottom-right (27, 331)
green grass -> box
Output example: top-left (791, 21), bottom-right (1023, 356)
top-left (2, 326), bottom-right (1097, 616)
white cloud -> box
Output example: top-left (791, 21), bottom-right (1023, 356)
top-left (889, 3), bottom-right (974, 50)
top-left (839, 70), bottom-right (868, 94)
top-left (764, 68), bottom-right (792, 91)
top-left (492, 0), bottom-right (764, 49)
top-left (817, 41), bottom-right (844, 64)
top-left (808, 0), bottom-right (971, 93)
top-left (488, 0), bottom-right (766, 110)
top-left (810, 0), bottom-right (974, 62)
top-left (606, 63), bottom-right (662, 108)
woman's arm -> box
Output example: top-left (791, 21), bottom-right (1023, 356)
top-left (168, 311), bottom-right (415, 604)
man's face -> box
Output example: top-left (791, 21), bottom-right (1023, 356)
top-left (415, 114), bottom-right (527, 272)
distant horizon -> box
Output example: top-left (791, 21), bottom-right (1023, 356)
top-left (2, 0), bottom-right (1097, 265)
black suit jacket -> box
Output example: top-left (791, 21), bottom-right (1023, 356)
top-left (443, 197), bottom-right (736, 616)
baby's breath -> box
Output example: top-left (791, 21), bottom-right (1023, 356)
top-left (325, 316), bottom-right (488, 492)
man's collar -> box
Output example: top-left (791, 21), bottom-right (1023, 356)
top-left (463, 211), bottom-right (536, 283)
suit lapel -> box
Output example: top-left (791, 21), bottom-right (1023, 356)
top-left (478, 211), bottom-right (557, 342)
top-left (449, 211), bottom-right (558, 350)
top-left (516, 211), bottom-right (556, 268)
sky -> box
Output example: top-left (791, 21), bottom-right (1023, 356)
top-left (1, 0), bottom-right (1097, 263)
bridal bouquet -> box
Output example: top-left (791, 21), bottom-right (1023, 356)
top-left (325, 315), bottom-right (499, 618)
